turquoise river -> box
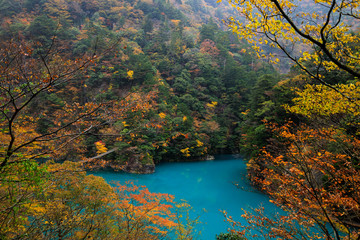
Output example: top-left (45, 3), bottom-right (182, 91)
top-left (93, 155), bottom-right (280, 239)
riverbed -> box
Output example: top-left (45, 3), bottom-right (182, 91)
top-left (93, 155), bottom-right (280, 239)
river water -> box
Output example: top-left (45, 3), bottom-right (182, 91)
top-left (93, 155), bottom-right (280, 239)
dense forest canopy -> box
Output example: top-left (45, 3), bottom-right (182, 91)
top-left (0, 0), bottom-right (360, 238)
top-left (0, 0), bottom-right (276, 238)
top-left (0, 0), bottom-right (279, 173)
top-left (220, 0), bottom-right (360, 239)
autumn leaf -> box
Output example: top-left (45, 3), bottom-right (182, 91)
top-left (127, 70), bottom-right (134, 79)
top-left (95, 141), bottom-right (108, 155)
top-left (180, 148), bottom-right (190, 157)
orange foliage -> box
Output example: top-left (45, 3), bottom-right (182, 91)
top-left (0, 40), bottom-right (102, 168)
top-left (114, 182), bottom-right (179, 239)
top-left (228, 122), bottom-right (360, 239)
top-left (1, 160), bottom-right (192, 239)
top-left (200, 39), bottom-right (220, 57)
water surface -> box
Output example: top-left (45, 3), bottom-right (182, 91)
top-left (93, 155), bottom-right (280, 239)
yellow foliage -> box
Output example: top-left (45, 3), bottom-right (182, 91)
top-left (285, 83), bottom-right (360, 118)
top-left (180, 148), bottom-right (190, 157)
top-left (133, 47), bottom-right (143, 55)
top-left (127, 70), bottom-right (134, 79)
top-left (171, 19), bottom-right (181, 26)
top-left (159, 112), bottom-right (166, 119)
top-left (95, 141), bottom-right (108, 155)
top-left (206, 101), bottom-right (218, 108)
top-left (183, 116), bottom-right (187, 122)
top-left (241, 109), bottom-right (250, 115)
top-left (224, 0), bottom-right (360, 78)
top-left (196, 140), bottom-right (204, 147)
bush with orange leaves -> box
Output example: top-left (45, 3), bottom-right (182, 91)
top-left (224, 122), bottom-right (360, 239)
top-left (1, 161), bottom-right (198, 239)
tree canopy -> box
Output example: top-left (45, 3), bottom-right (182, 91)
top-left (221, 0), bottom-right (360, 82)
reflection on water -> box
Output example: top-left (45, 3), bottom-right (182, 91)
top-left (92, 155), bottom-right (280, 239)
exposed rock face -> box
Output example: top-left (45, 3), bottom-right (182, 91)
top-left (120, 155), bottom-right (215, 173)
top-left (120, 149), bottom-right (155, 174)
top-left (205, 155), bottom-right (215, 161)
top-left (89, 160), bottom-right (155, 174)
top-left (122, 162), bottom-right (155, 174)
top-left (89, 152), bottom-right (214, 174)
top-left (88, 151), bottom-right (155, 174)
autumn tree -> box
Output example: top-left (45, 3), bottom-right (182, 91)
top-left (113, 182), bottom-right (178, 239)
top-left (15, 161), bottom-right (117, 239)
top-left (0, 38), bottom-right (102, 171)
top-left (224, 122), bottom-right (360, 239)
top-left (221, 0), bottom-right (360, 84)
top-left (217, 0), bottom-right (360, 238)
top-left (0, 37), bottom-right (199, 239)
top-left (2, 160), bottom-right (197, 239)
top-left (221, 79), bottom-right (360, 239)
top-left (0, 37), bottom-right (105, 237)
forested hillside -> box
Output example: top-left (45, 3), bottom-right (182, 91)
top-left (0, 0), bottom-right (278, 173)
top-left (0, 0), bottom-right (279, 238)
top-left (1, 0), bottom-right (360, 238)
top-left (219, 0), bottom-right (360, 238)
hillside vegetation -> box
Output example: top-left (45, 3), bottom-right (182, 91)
top-left (1, 0), bottom-right (360, 238)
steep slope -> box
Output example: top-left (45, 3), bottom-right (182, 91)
top-left (0, 0), bottom-right (278, 173)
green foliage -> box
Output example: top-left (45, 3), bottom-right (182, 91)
top-left (0, 0), bottom-right (22, 17)
top-left (0, 0), bottom-right (283, 169)
top-left (27, 15), bottom-right (57, 45)
top-left (200, 19), bottom-right (218, 42)
top-left (216, 232), bottom-right (246, 240)
top-left (1, 160), bottom-right (199, 239)
top-left (7, 0), bottom-right (357, 238)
